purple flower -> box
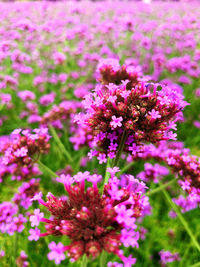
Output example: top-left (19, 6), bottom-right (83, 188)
top-left (31, 192), bottom-right (43, 202)
top-left (194, 121), bottom-right (200, 129)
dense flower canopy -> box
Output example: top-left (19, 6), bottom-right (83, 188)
top-left (0, 1), bottom-right (199, 266)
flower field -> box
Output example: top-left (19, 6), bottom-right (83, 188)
top-left (0, 1), bottom-right (200, 266)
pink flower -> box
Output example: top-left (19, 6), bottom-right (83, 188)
top-left (122, 254), bottom-right (137, 267)
top-left (97, 153), bottom-right (107, 164)
top-left (120, 229), bottom-right (139, 248)
top-left (0, 250), bottom-right (5, 258)
top-left (107, 167), bottom-right (120, 178)
top-left (194, 121), bottom-right (200, 129)
top-left (35, 171), bottom-right (147, 263)
top-left (110, 116), bottom-right (123, 129)
top-left (115, 205), bottom-right (134, 226)
top-left (30, 209), bottom-right (44, 227)
top-left (148, 109), bottom-right (161, 120)
top-left (14, 147), bottom-right (28, 157)
top-left (28, 228), bottom-right (40, 241)
top-left (48, 242), bottom-right (66, 265)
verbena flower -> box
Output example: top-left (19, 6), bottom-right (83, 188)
top-left (159, 250), bottom-right (180, 266)
top-left (75, 59), bottom-right (188, 163)
top-left (40, 101), bottom-right (80, 128)
top-left (31, 171), bottom-right (149, 265)
top-left (137, 163), bottom-right (169, 183)
top-left (12, 178), bottom-right (40, 209)
top-left (1, 128), bottom-right (50, 181)
top-left (127, 141), bottom-right (200, 211)
top-left (48, 242), bottom-right (66, 265)
top-left (0, 202), bottom-right (27, 235)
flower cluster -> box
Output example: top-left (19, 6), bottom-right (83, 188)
top-left (69, 122), bottom-right (94, 151)
top-left (12, 178), bottom-right (40, 209)
top-left (127, 140), bottom-right (200, 189)
top-left (75, 59), bottom-right (188, 163)
top-left (40, 101), bottom-right (80, 129)
top-left (1, 128), bottom-right (50, 180)
top-left (31, 170), bottom-right (149, 265)
top-left (172, 191), bottom-right (200, 214)
top-left (137, 163), bottom-right (169, 183)
top-left (166, 148), bottom-right (200, 189)
top-left (0, 202), bottom-right (27, 235)
top-left (159, 250), bottom-right (180, 266)
top-left (0, 157), bottom-right (11, 183)
top-left (127, 141), bottom-right (200, 212)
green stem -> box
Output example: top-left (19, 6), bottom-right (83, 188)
top-left (180, 243), bottom-right (192, 267)
top-left (15, 232), bottom-right (18, 257)
top-left (146, 178), bottom-right (177, 196)
top-left (104, 157), bottom-right (112, 185)
top-left (100, 250), bottom-right (107, 267)
top-left (80, 254), bottom-right (88, 267)
top-left (49, 125), bottom-right (73, 163)
top-left (73, 148), bottom-right (87, 174)
top-left (38, 160), bottom-right (58, 178)
top-left (101, 157), bottom-right (112, 195)
top-left (0, 104), bottom-right (4, 112)
top-left (161, 187), bottom-right (200, 252)
top-left (180, 234), bottom-right (199, 267)
top-left (190, 262), bottom-right (200, 267)
top-left (118, 161), bottom-right (135, 176)
top-left (112, 131), bottom-right (128, 167)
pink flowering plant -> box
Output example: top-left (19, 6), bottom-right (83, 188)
top-left (0, 1), bottom-right (200, 267)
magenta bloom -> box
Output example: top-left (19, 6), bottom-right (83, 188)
top-left (0, 202), bottom-right (27, 235)
top-left (28, 228), bottom-right (40, 241)
top-left (32, 171), bottom-right (149, 264)
top-left (75, 59), bottom-right (188, 163)
top-left (48, 242), bottom-right (66, 265)
top-left (30, 209), bottom-right (44, 227)
top-left (13, 178), bottom-right (40, 209)
top-left (159, 250), bottom-right (180, 266)
top-left (1, 128), bottom-right (50, 181)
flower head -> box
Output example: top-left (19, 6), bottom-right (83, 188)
top-left (32, 172), bottom-right (148, 263)
top-left (75, 59), bottom-right (188, 163)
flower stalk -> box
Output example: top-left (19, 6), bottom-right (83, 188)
top-left (100, 250), bottom-right (107, 267)
top-left (37, 160), bottom-right (58, 178)
top-left (161, 187), bottom-right (200, 252)
top-left (49, 125), bottom-right (73, 163)
top-left (112, 131), bottom-right (128, 167)
top-left (80, 254), bottom-right (88, 267)
top-left (146, 178), bottom-right (177, 196)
